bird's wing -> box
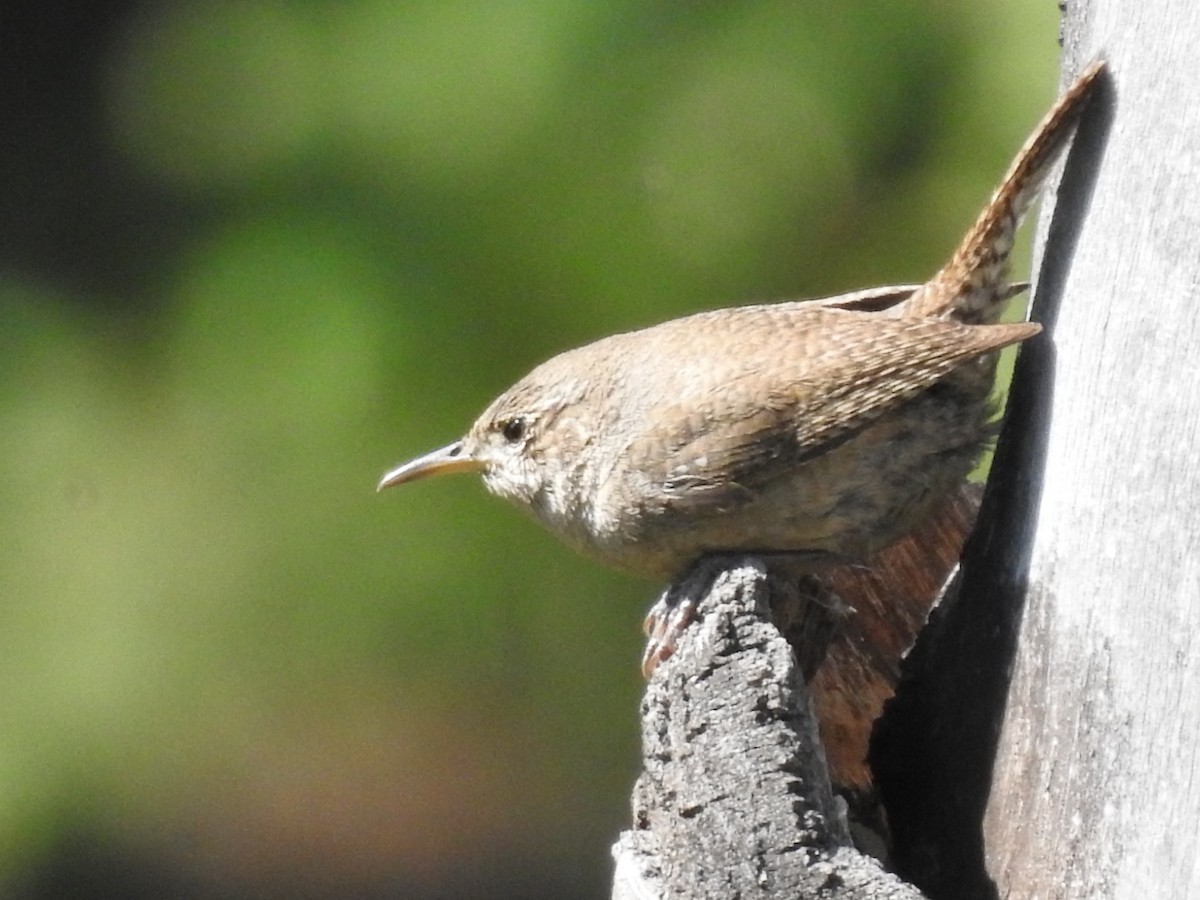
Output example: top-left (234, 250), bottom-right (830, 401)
top-left (627, 306), bottom-right (1036, 512)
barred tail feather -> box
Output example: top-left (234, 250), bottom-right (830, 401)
top-left (904, 60), bottom-right (1105, 323)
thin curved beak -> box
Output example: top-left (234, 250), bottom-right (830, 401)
top-left (376, 440), bottom-right (483, 491)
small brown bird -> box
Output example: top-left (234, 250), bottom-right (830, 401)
top-left (379, 62), bottom-right (1103, 647)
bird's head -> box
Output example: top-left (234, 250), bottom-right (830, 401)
top-left (377, 368), bottom-right (594, 516)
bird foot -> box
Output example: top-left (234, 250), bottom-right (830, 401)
top-left (640, 550), bottom-right (853, 677)
top-left (641, 588), bottom-right (698, 677)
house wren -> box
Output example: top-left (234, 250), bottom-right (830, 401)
top-left (379, 62), bottom-right (1102, 662)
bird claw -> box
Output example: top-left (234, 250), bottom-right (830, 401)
top-left (641, 589), bottom-right (699, 677)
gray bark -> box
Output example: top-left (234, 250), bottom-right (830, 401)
top-left (611, 561), bottom-right (928, 900)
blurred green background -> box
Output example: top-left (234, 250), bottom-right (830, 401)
top-left (2, 1), bottom-right (1059, 897)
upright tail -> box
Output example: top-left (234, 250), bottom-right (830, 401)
top-left (903, 59), bottom-right (1106, 323)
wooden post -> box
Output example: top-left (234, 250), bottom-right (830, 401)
top-left (611, 560), bottom-right (929, 900)
top-left (878, 10), bottom-right (1200, 899)
top-left (986, 12), bottom-right (1200, 898)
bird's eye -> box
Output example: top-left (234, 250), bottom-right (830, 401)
top-left (500, 417), bottom-right (527, 443)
